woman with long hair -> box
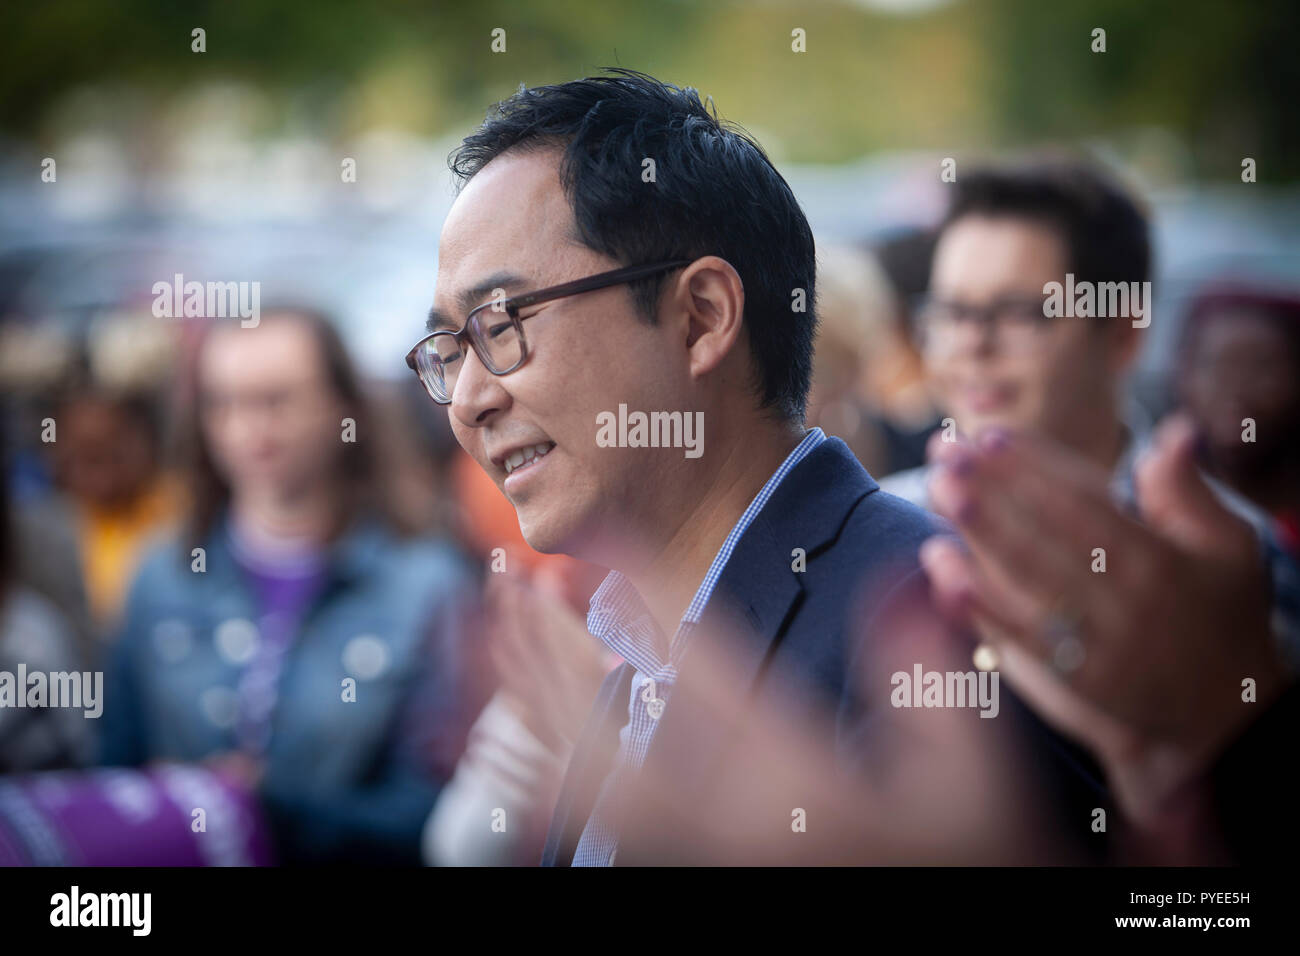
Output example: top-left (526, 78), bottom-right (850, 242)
top-left (99, 309), bottom-right (483, 864)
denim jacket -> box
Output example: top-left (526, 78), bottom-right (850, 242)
top-left (99, 513), bottom-right (480, 863)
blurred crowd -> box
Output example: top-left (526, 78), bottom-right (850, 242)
top-left (0, 147), bottom-right (1297, 866)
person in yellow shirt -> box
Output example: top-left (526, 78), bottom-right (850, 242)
top-left (51, 389), bottom-right (180, 633)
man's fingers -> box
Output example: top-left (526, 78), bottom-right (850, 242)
top-left (920, 534), bottom-right (1112, 688)
top-left (974, 633), bottom-right (1141, 761)
top-left (920, 536), bottom-right (1036, 648)
top-left (969, 429), bottom-right (1132, 559)
top-left (1136, 413), bottom-right (1256, 560)
top-left (918, 536), bottom-right (977, 622)
top-left (928, 458), bottom-right (1115, 643)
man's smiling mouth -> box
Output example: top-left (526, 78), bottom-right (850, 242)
top-left (502, 441), bottom-right (556, 475)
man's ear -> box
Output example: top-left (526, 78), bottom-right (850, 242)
top-left (664, 255), bottom-right (745, 380)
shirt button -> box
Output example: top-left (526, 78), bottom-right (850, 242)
top-left (640, 678), bottom-right (666, 720)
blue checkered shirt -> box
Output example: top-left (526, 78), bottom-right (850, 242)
top-left (571, 427), bottom-right (827, 865)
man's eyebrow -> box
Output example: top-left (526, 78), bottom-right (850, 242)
top-left (425, 306), bottom-right (458, 333)
top-left (425, 272), bottom-right (533, 333)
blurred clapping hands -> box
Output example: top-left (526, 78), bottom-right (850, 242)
top-left (920, 416), bottom-right (1295, 842)
top-left (484, 565), bottom-right (612, 758)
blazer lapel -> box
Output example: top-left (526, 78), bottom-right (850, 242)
top-left (641, 438), bottom-right (878, 800)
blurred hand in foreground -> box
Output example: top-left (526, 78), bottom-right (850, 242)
top-left (921, 415), bottom-right (1294, 834)
top-left (609, 574), bottom-right (1061, 865)
top-left (486, 571), bottom-right (610, 756)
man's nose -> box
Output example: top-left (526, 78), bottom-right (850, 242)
top-left (450, 344), bottom-right (511, 427)
top-left (954, 311), bottom-right (1000, 356)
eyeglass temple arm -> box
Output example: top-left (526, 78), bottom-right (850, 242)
top-left (507, 259), bottom-right (693, 313)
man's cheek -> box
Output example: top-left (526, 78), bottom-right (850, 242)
top-left (448, 418), bottom-right (473, 454)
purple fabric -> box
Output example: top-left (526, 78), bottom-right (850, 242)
top-left (0, 765), bottom-right (274, 865)
top-left (228, 527), bottom-right (329, 756)
top-left (243, 563), bottom-right (328, 624)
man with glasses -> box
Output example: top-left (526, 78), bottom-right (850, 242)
top-left (883, 160), bottom-right (1300, 648)
top-left (406, 70), bottom-right (1006, 866)
top-left (881, 159), bottom-right (1153, 509)
top-left (884, 162), bottom-right (1300, 844)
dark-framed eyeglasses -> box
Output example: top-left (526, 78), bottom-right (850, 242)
top-left (913, 293), bottom-right (1055, 356)
top-left (406, 259), bottom-right (692, 405)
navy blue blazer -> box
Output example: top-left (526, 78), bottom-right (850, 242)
top-left (541, 436), bottom-right (1106, 866)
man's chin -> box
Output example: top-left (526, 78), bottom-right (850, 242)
top-left (517, 506), bottom-right (616, 562)
top-left (515, 513), bottom-right (570, 556)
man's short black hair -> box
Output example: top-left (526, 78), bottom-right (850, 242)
top-left (450, 69), bottom-right (817, 423)
top-left (940, 158), bottom-right (1152, 288)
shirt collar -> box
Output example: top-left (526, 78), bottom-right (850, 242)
top-left (586, 427), bottom-right (827, 667)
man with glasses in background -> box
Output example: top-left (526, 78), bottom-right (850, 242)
top-left (883, 160), bottom-right (1300, 659)
top-left (881, 159), bottom-right (1153, 509)
top-left (402, 71), bottom-right (1097, 866)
